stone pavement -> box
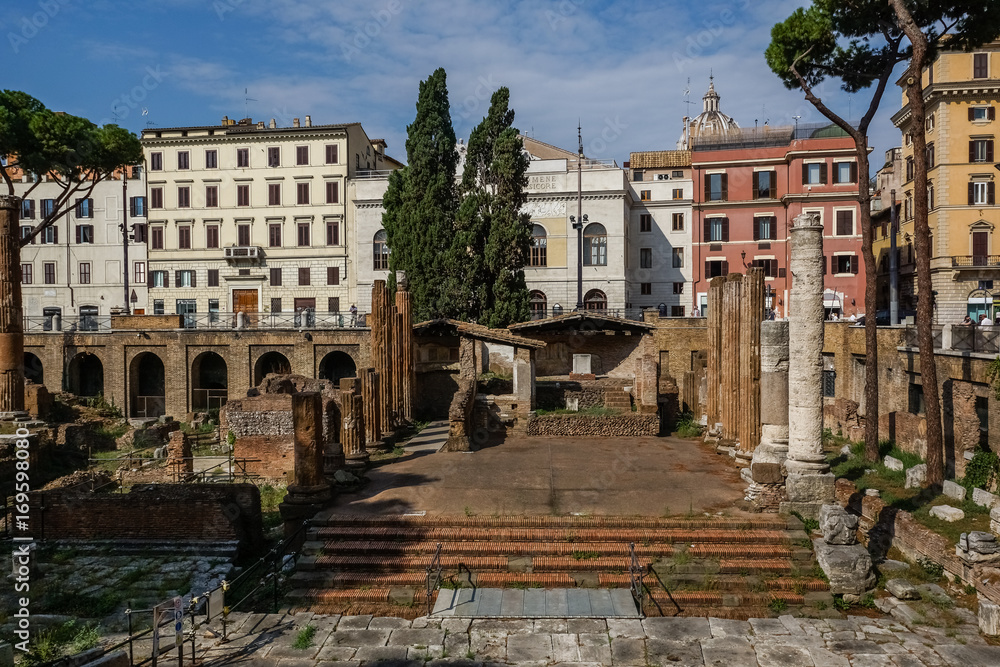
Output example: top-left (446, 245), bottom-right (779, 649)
top-left (189, 610), bottom-right (1000, 666)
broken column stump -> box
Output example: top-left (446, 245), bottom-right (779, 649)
top-left (279, 391), bottom-right (332, 535)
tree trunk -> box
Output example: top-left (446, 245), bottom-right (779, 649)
top-left (857, 146), bottom-right (880, 462)
top-left (891, 0), bottom-right (943, 486)
top-left (0, 195), bottom-right (24, 415)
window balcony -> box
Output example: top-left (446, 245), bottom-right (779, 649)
top-left (224, 246), bottom-right (263, 262)
top-left (951, 255), bottom-right (1000, 268)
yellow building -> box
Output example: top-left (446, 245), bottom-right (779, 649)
top-left (889, 40), bottom-right (1000, 323)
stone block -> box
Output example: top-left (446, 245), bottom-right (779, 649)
top-left (992, 505), bottom-right (1000, 534)
top-left (572, 354), bottom-right (592, 375)
top-left (785, 472), bottom-right (835, 504)
top-left (877, 559), bottom-right (909, 573)
top-left (818, 504), bottom-right (858, 545)
top-left (969, 531), bottom-right (999, 553)
top-left (943, 480), bottom-right (967, 502)
top-left (973, 487), bottom-right (999, 509)
top-left (885, 578), bottom-right (920, 600)
top-left (751, 461), bottom-right (784, 484)
top-left (980, 599), bottom-right (1000, 636)
top-left (929, 505), bottom-right (965, 522)
top-left (883, 455), bottom-right (904, 472)
top-left (813, 538), bottom-right (875, 596)
top-left (904, 464), bottom-right (926, 489)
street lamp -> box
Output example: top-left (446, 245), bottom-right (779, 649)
top-left (570, 213), bottom-right (588, 311)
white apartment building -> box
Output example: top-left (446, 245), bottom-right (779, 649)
top-left (141, 116), bottom-right (394, 324)
top-left (626, 151), bottom-right (694, 315)
top-left (16, 166), bottom-right (149, 330)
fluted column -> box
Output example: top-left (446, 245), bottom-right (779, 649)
top-left (395, 289), bottom-right (414, 421)
top-left (705, 276), bottom-right (725, 434)
top-left (736, 268), bottom-right (764, 466)
top-left (340, 377), bottom-right (368, 466)
top-left (279, 391), bottom-right (331, 535)
top-left (746, 320), bottom-right (790, 511)
top-left (392, 306), bottom-right (405, 426)
top-left (370, 281), bottom-right (393, 435)
top-left (0, 195), bottom-right (24, 415)
top-left (720, 274), bottom-right (742, 448)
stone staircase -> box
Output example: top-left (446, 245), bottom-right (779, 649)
top-left (603, 386), bottom-right (633, 412)
top-left (287, 514), bottom-right (829, 619)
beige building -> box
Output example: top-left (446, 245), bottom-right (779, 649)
top-left (141, 116), bottom-right (393, 324)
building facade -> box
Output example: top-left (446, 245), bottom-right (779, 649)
top-left (891, 40), bottom-right (1000, 323)
top-left (141, 116), bottom-right (391, 324)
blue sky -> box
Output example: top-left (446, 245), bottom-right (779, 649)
top-left (1, 0), bottom-right (907, 172)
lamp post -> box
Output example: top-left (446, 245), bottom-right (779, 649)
top-left (572, 122), bottom-right (585, 311)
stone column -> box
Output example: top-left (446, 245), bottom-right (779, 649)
top-left (395, 288), bottom-right (414, 422)
top-left (322, 396), bottom-right (345, 475)
top-left (0, 195), bottom-right (24, 416)
top-left (370, 281), bottom-right (393, 436)
top-left (340, 377), bottom-right (368, 466)
top-left (735, 268), bottom-right (764, 466)
top-left (166, 430), bottom-right (193, 480)
top-left (783, 213), bottom-right (834, 516)
top-left (392, 306), bottom-right (405, 426)
top-left (719, 274), bottom-right (742, 452)
top-left (705, 276), bottom-right (725, 436)
top-left (359, 367), bottom-right (385, 453)
top-left (746, 320), bottom-right (790, 511)
top-left (278, 391), bottom-right (332, 534)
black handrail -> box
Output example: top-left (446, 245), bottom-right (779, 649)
top-left (425, 542), bottom-right (443, 615)
top-left (628, 542), bottom-right (645, 614)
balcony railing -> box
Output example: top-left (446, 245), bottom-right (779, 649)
top-left (904, 325), bottom-right (943, 349)
top-left (24, 314), bottom-right (112, 333)
top-left (951, 255), bottom-right (1000, 268)
top-left (224, 245), bottom-right (263, 260)
top-left (951, 326), bottom-right (1000, 354)
top-left (24, 311), bottom-right (367, 333)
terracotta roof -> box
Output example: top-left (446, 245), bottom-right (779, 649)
top-left (509, 312), bottom-right (654, 333)
top-left (628, 151), bottom-right (692, 169)
top-left (413, 318), bottom-right (547, 349)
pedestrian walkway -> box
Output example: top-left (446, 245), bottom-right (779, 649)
top-left (402, 420), bottom-right (449, 454)
top-left (431, 588), bottom-right (641, 618)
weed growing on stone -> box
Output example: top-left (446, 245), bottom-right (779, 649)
top-left (19, 621), bottom-right (100, 666)
top-left (572, 550), bottom-right (600, 561)
top-left (673, 412), bottom-right (703, 438)
top-left (464, 506), bottom-right (474, 517)
top-left (768, 597), bottom-right (788, 613)
top-left (965, 584), bottom-right (977, 595)
top-left (292, 624), bottom-right (316, 650)
top-left (673, 551), bottom-right (691, 566)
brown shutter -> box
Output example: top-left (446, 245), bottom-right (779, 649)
top-left (851, 256), bottom-right (859, 274)
top-left (970, 182), bottom-right (977, 205)
top-left (970, 107), bottom-right (976, 122)
top-left (721, 217), bottom-right (729, 242)
top-left (147, 269), bottom-right (153, 288)
top-left (819, 163), bottom-right (828, 184)
top-left (75, 226), bottom-right (81, 244)
top-left (720, 174), bottom-right (728, 200)
top-left (174, 271), bottom-right (181, 287)
top-left (990, 182), bottom-right (996, 206)
top-left (802, 163), bottom-right (808, 185)
top-left (704, 177), bottom-right (711, 201)
top-left (753, 217), bottom-right (760, 241)
top-left (705, 261), bottom-right (710, 278)
top-left (703, 218), bottom-right (710, 242)
top-left (190, 270), bottom-right (197, 288)
top-left (988, 140), bottom-right (995, 162)
top-left (770, 217), bottom-right (778, 240)
top-left (778, 267), bottom-right (786, 278)
top-left (850, 162), bottom-right (858, 183)
top-left (990, 107), bottom-right (997, 121)
top-left (770, 171), bottom-right (777, 197)
top-left (752, 172), bottom-right (759, 199)
top-left (971, 141), bottom-right (977, 162)
top-left (163, 271), bottom-right (169, 288)
top-left (721, 260), bottom-right (729, 275)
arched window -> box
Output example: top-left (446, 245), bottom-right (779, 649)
top-left (583, 223), bottom-right (607, 266)
top-left (373, 230), bottom-right (389, 270)
top-left (530, 224), bottom-right (547, 267)
top-left (552, 303), bottom-right (563, 316)
top-left (529, 291), bottom-right (547, 320)
top-left (584, 289), bottom-right (607, 311)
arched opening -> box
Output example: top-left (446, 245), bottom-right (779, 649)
top-left (254, 351), bottom-right (291, 386)
top-left (68, 352), bottom-right (104, 397)
top-left (129, 352), bottom-right (164, 417)
top-left (530, 224), bottom-right (547, 267)
top-left (529, 291), bottom-right (547, 320)
top-left (192, 351), bottom-right (228, 411)
top-left (23, 353), bottom-right (43, 385)
top-left (583, 222), bottom-right (607, 266)
top-left (584, 289), bottom-right (608, 311)
top-left (318, 351), bottom-right (357, 385)
top-left (373, 230), bottom-right (389, 270)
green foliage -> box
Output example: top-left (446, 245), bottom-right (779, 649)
top-left (382, 68), bottom-right (459, 319)
top-left (227, 430), bottom-right (237, 447)
top-left (833, 595), bottom-right (851, 611)
top-left (791, 510), bottom-right (819, 533)
top-left (965, 583), bottom-right (977, 595)
top-left (768, 597), bottom-right (788, 614)
top-left (571, 550), bottom-right (600, 561)
top-left (42, 589), bottom-right (122, 617)
top-left (962, 450), bottom-right (1000, 493)
top-left (917, 556), bottom-right (944, 579)
top-left (86, 393), bottom-right (122, 419)
top-left (477, 371), bottom-right (513, 395)
top-left (95, 422), bottom-right (128, 441)
top-left (292, 624), bottom-right (317, 650)
top-left (19, 621), bottom-right (100, 666)
top-left (674, 411), bottom-right (703, 438)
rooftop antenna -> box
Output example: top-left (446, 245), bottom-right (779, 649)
top-left (112, 105), bottom-right (122, 124)
top-left (142, 107), bottom-right (155, 128)
top-left (683, 77), bottom-right (693, 115)
top-left (244, 88), bottom-right (257, 119)
top-left (793, 115), bottom-right (802, 136)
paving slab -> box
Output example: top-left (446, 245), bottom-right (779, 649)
top-left (933, 644), bottom-right (1000, 666)
top-left (534, 619), bottom-right (568, 633)
top-left (889, 654), bottom-right (929, 667)
top-left (642, 617), bottom-right (712, 641)
top-left (369, 617), bottom-right (411, 630)
top-left (578, 633), bottom-right (613, 664)
top-left (754, 642), bottom-right (814, 667)
top-left (829, 639), bottom-right (885, 655)
top-left (589, 588), bottom-right (616, 616)
top-left (352, 645), bottom-right (409, 662)
top-left (523, 588), bottom-right (546, 617)
top-left (387, 628), bottom-right (446, 647)
top-left (336, 615), bottom-right (374, 631)
top-left (552, 633), bottom-right (582, 663)
top-left (316, 645), bottom-right (358, 661)
top-left (506, 633), bottom-right (553, 662)
top-left (645, 639), bottom-right (704, 667)
top-left (546, 589), bottom-right (569, 617)
top-left (568, 618), bottom-right (608, 634)
top-left (610, 637), bottom-right (646, 666)
top-left (708, 617), bottom-right (751, 638)
top-left (749, 618), bottom-right (791, 635)
top-left (808, 646), bottom-right (851, 667)
top-left (607, 618), bottom-right (646, 639)
top-left (702, 636), bottom-right (757, 666)
top-left (326, 629), bottom-right (390, 647)
top-left (500, 588), bottom-right (525, 616)
top-left (566, 588), bottom-right (593, 616)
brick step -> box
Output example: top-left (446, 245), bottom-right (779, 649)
top-left (643, 605), bottom-right (774, 620)
top-left (297, 602), bottom-right (427, 620)
top-left (309, 525), bottom-right (793, 545)
top-left (687, 544), bottom-right (791, 559)
top-left (599, 574), bottom-right (828, 592)
top-left (312, 514), bottom-right (789, 531)
top-left (648, 590), bottom-right (805, 606)
top-left (718, 559), bottom-right (793, 574)
top-left (320, 540), bottom-right (676, 558)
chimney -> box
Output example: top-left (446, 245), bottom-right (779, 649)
top-left (269, 118), bottom-right (276, 129)
top-left (257, 121), bottom-right (265, 129)
top-left (305, 115), bottom-right (312, 127)
top-left (293, 118), bottom-right (300, 128)
top-left (221, 115), bottom-right (229, 126)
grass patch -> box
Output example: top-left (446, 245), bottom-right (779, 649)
top-left (768, 597), bottom-right (788, 614)
top-left (42, 590), bottom-right (122, 618)
top-left (292, 624), bottom-right (317, 650)
top-left (95, 422), bottom-right (129, 441)
top-left (673, 411), bottom-right (703, 438)
top-left (571, 550), bottom-right (601, 561)
top-left (19, 621), bottom-right (101, 666)
top-left (259, 483), bottom-right (287, 531)
top-left (370, 446), bottom-right (407, 462)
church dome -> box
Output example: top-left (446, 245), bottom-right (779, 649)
top-left (681, 78), bottom-right (741, 146)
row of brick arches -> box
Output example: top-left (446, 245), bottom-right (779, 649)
top-left (23, 349), bottom-right (359, 418)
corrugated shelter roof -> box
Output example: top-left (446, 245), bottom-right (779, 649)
top-left (508, 311), bottom-right (654, 333)
top-left (413, 319), bottom-right (546, 349)
top-left (628, 151), bottom-right (692, 169)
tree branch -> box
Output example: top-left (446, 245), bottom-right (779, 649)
top-left (789, 53), bottom-right (864, 145)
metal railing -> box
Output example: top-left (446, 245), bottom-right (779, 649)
top-left (952, 255), bottom-right (1000, 267)
top-left (191, 388), bottom-right (227, 412)
top-left (22, 311), bottom-right (367, 333)
top-left (903, 325), bottom-right (943, 350)
top-left (628, 542), bottom-right (645, 613)
top-left (952, 326), bottom-right (1000, 354)
top-left (23, 314), bottom-right (112, 333)
top-left (425, 542), bottom-right (443, 615)
top-left (133, 395), bottom-right (166, 418)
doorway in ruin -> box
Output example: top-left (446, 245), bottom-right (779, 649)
top-left (318, 351), bottom-right (357, 385)
top-left (253, 351), bottom-right (291, 386)
top-left (68, 352), bottom-right (104, 398)
top-left (192, 351), bottom-right (228, 411)
top-left (23, 352), bottom-right (43, 386)
top-left (130, 352), bottom-right (165, 418)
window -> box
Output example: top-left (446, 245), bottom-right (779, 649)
top-left (926, 114), bottom-right (935, 131)
top-left (632, 170), bottom-right (644, 181)
top-left (267, 147), bottom-right (280, 167)
top-left (200, 224), bottom-right (216, 249)
top-left (705, 259), bottom-right (728, 278)
top-left (671, 306), bottom-right (685, 317)
top-left (177, 151), bottom-right (189, 170)
top-left (970, 181), bottom-right (995, 205)
top-left (326, 220), bottom-right (340, 245)
top-left (296, 146), bottom-right (309, 165)
top-left (202, 149), bottom-right (218, 169)
top-left (267, 183), bottom-right (281, 205)
top-left (673, 282), bottom-right (684, 295)
top-left (78, 305), bottom-right (99, 331)
top-left (640, 189), bottom-right (651, 201)
top-left (237, 184), bottom-right (250, 207)
top-left (42, 226), bottom-right (58, 244)
top-left (803, 162), bottom-right (827, 185)
top-left (270, 267), bottom-right (282, 286)
top-left (130, 196), bottom-right (146, 218)
top-left (672, 188), bottom-right (684, 200)
top-left (75, 198), bottom-right (93, 218)
top-left (150, 187), bottom-right (163, 209)
top-left (78, 262), bottom-right (91, 284)
top-left (326, 181), bottom-right (339, 203)
top-left (822, 369), bottom-right (836, 397)
top-left (177, 186), bottom-right (190, 208)
top-left (151, 271), bottom-right (168, 288)
top-left (671, 213), bottom-right (684, 231)
top-left (268, 223), bottom-right (281, 247)
top-left (150, 152), bottom-right (163, 170)
top-left (297, 222), bottom-right (310, 246)
top-left (151, 226), bottom-right (164, 249)
top-left (176, 270), bottom-right (195, 287)
top-left (640, 248), bottom-right (653, 269)
top-left (328, 297), bottom-right (340, 312)
top-left (153, 300), bottom-right (164, 315)
top-left (237, 148), bottom-right (249, 168)
top-left (207, 269), bottom-right (219, 287)
top-left (753, 216), bottom-right (776, 242)
top-left (583, 223), bottom-right (607, 266)
top-left (237, 223), bottom-right (251, 246)
top-left (298, 267), bottom-right (310, 286)
top-left (178, 225), bottom-right (191, 249)
top-left (750, 258), bottom-right (778, 278)
top-left (134, 262), bottom-right (145, 284)
top-left (906, 156), bottom-right (914, 181)
top-left (20, 199), bottom-right (34, 219)
top-left (41, 199), bottom-right (54, 218)
top-left (929, 183), bottom-right (935, 210)
top-left (296, 182), bottom-right (310, 205)
top-left (325, 144), bottom-right (339, 164)
top-left (21, 263), bottom-right (31, 285)
top-left (970, 139), bottom-right (994, 163)
top-left (176, 299), bottom-right (196, 328)
top-left (672, 248), bottom-right (684, 268)
top-left (43, 262), bottom-right (56, 284)
top-left (373, 230), bottom-right (389, 270)
top-left (836, 210), bottom-right (854, 236)
top-left (640, 283), bottom-right (651, 295)
top-left (640, 214), bottom-right (652, 232)
top-left (974, 53), bottom-right (989, 79)
top-left (926, 143), bottom-right (935, 169)
top-left (205, 185), bottom-right (219, 208)
top-left (834, 255), bottom-right (859, 274)
top-left (270, 298), bottom-right (282, 313)
top-left (971, 106), bottom-right (996, 122)
top-left (834, 161), bottom-right (857, 184)
top-left (584, 289), bottom-right (607, 311)
top-left (327, 266), bottom-right (340, 285)
top-left (705, 173), bottom-right (727, 201)
top-left (753, 170), bottom-right (777, 199)
top-left (76, 225), bottom-right (94, 244)
top-left (20, 226), bottom-right (33, 244)
top-left (523, 224), bottom-right (545, 267)
top-left (704, 217), bottom-right (728, 242)
top-left (209, 298), bottom-right (220, 323)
